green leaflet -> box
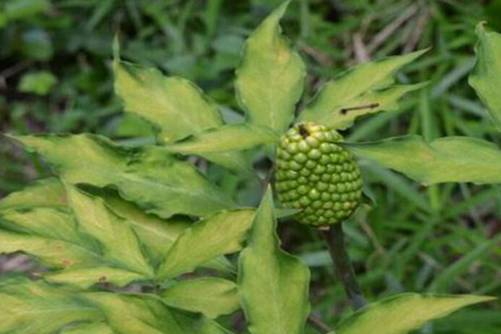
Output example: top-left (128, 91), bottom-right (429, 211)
top-left (469, 23), bottom-right (501, 131)
top-left (235, 1), bottom-right (305, 134)
top-left (65, 185), bottom-right (153, 277)
top-left (100, 190), bottom-right (191, 265)
top-left (238, 188), bottom-right (310, 334)
top-left (10, 134), bottom-right (236, 218)
top-left (0, 206), bottom-right (102, 270)
top-left (113, 54), bottom-right (249, 172)
top-left (102, 191), bottom-right (234, 274)
top-left (0, 184), bottom-right (154, 288)
top-left (87, 293), bottom-right (230, 334)
top-left (165, 124), bottom-right (280, 154)
top-left (334, 293), bottom-right (495, 334)
top-left (158, 209), bottom-right (255, 279)
top-left (164, 124), bottom-right (279, 173)
top-left (299, 50), bottom-right (427, 129)
top-left (346, 135), bottom-right (501, 185)
top-left (113, 60), bottom-right (222, 143)
top-left (0, 177), bottom-right (66, 210)
top-left (0, 178), bottom-right (233, 278)
top-left (0, 278), bottom-right (229, 334)
top-left (161, 278), bottom-right (240, 319)
top-left (0, 277), bottom-right (102, 334)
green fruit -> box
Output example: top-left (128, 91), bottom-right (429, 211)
top-left (275, 122), bottom-right (363, 226)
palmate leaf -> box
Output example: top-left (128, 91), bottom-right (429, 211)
top-left (238, 188), bottom-right (310, 334)
top-left (0, 278), bottom-right (230, 334)
top-left (299, 50), bottom-right (427, 130)
top-left (113, 55), bottom-right (249, 172)
top-left (161, 277), bottom-right (240, 319)
top-left (11, 134), bottom-right (235, 218)
top-left (333, 293), bottom-right (495, 334)
top-left (346, 135), bottom-right (501, 185)
top-left (0, 178), bottom-right (235, 283)
top-left (0, 184), bottom-right (153, 288)
top-left (469, 23), bottom-right (501, 131)
top-left (95, 189), bottom-right (234, 274)
top-left (235, 0), bottom-right (305, 134)
top-left (0, 178), bottom-right (188, 267)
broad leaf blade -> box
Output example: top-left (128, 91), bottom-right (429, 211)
top-left (114, 61), bottom-right (222, 143)
top-left (87, 293), bottom-right (229, 334)
top-left (0, 277), bottom-right (102, 334)
top-left (0, 207), bottom-right (100, 269)
top-left (469, 23), bottom-right (501, 130)
top-left (46, 267), bottom-right (146, 288)
top-left (158, 209), bottom-right (255, 279)
top-left (161, 278), bottom-right (239, 319)
top-left (0, 278), bottom-right (228, 334)
top-left (346, 136), bottom-right (501, 185)
top-left (66, 185), bottom-right (153, 277)
top-left (335, 293), bottom-right (495, 334)
top-left (0, 185), bottom-right (154, 287)
top-left (166, 124), bottom-right (280, 154)
top-left (101, 191), bottom-right (190, 265)
top-left (114, 58), bottom-right (248, 171)
top-left (102, 190), bottom-right (235, 274)
top-left (11, 134), bottom-right (235, 218)
top-left (238, 188), bottom-right (310, 334)
top-left (235, 1), bottom-right (305, 134)
top-left (0, 177), bottom-right (65, 210)
top-left (299, 50), bottom-right (427, 129)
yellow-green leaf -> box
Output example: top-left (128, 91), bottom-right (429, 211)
top-left (158, 209), bottom-right (255, 279)
top-left (61, 322), bottom-right (114, 334)
top-left (469, 23), bottom-right (501, 131)
top-left (235, 1), bottom-right (305, 134)
top-left (299, 50), bottom-right (427, 129)
top-left (114, 61), bottom-right (222, 143)
top-left (0, 177), bottom-right (65, 210)
top-left (65, 185), bottom-right (153, 277)
top-left (87, 293), bottom-right (229, 334)
top-left (335, 293), bottom-right (495, 334)
top-left (166, 124), bottom-right (279, 154)
top-left (161, 278), bottom-right (240, 319)
top-left (238, 188), bottom-right (310, 334)
top-left (0, 277), bottom-right (102, 334)
top-left (346, 135), bottom-right (501, 185)
top-left (0, 207), bottom-right (100, 269)
top-left (0, 278), bottom-right (228, 334)
top-left (10, 134), bottom-right (235, 218)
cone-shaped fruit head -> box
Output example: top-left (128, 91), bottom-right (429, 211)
top-left (275, 122), bottom-right (363, 226)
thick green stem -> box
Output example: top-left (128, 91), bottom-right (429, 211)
top-left (322, 223), bottom-right (367, 311)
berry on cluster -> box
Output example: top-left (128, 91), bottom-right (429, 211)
top-left (275, 122), bottom-right (363, 226)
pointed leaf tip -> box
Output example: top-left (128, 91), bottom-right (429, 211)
top-left (235, 0), bottom-right (305, 134)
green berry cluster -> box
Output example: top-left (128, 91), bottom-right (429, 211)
top-left (275, 122), bottom-right (363, 226)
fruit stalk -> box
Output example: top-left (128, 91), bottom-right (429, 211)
top-left (322, 223), bottom-right (367, 311)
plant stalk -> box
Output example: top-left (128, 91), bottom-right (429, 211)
top-left (321, 223), bottom-right (367, 311)
top-left (307, 314), bottom-right (332, 333)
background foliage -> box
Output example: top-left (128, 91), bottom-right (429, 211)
top-left (1, 0), bottom-right (500, 333)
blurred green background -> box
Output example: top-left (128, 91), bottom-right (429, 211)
top-left (1, 0), bottom-right (500, 333)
